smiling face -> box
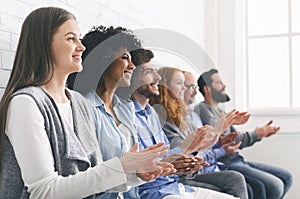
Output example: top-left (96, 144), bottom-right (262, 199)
top-left (51, 19), bottom-right (85, 76)
top-left (168, 71), bottom-right (186, 100)
top-left (105, 47), bottom-right (135, 88)
top-left (134, 62), bottom-right (161, 98)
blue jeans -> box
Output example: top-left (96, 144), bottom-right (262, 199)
top-left (179, 170), bottom-right (248, 199)
top-left (243, 174), bottom-right (266, 199)
top-left (227, 157), bottom-right (292, 199)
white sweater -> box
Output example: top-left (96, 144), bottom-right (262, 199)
top-left (5, 94), bottom-right (140, 199)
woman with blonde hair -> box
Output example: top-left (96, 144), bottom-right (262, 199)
top-left (149, 67), bottom-right (248, 199)
top-left (150, 67), bottom-right (218, 148)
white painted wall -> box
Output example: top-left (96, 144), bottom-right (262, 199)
top-left (204, 0), bottom-right (298, 198)
top-left (2, 0), bottom-right (297, 198)
top-left (0, 0), bottom-right (206, 98)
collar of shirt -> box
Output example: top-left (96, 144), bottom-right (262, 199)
top-left (86, 91), bottom-right (121, 111)
top-left (133, 101), bottom-right (151, 117)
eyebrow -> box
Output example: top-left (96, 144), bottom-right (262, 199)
top-left (64, 32), bottom-right (81, 37)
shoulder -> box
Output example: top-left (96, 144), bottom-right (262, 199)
top-left (198, 101), bottom-right (211, 109)
top-left (66, 88), bottom-right (86, 102)
top-left (67, 88), bottom-right (90, 108)
top-left (115, 95), bottom-right (134, 115)
top-left (9, 94), bottom-right (39, 110)
top-left (195, 102), bottom-right (212, 113)
top-left (12, 86), bottom-right (44, 100)
top-left (163, 121), bottom-right (178, 130)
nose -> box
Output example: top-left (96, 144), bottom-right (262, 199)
top-left (128, 59), bottom-right (136, 70)
top-left (154, 70), bottom-right (161, 81)
top-left (222, 83), bottom-right (226, 90)
top-left (193, 87), bottom-right (198, 94)
top-left (77, 40), bottom-right (86, 52)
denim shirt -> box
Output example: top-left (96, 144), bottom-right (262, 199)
top-left (133, 101), bottom-right (194, 199)
top-left (85, 92), bottom-right (139, 199)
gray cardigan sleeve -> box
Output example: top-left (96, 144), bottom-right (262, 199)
top-left (162, 121), bottom-right (185, 149)
top-left (229, 125), bottom-right (261, 149)
top-left (196, 102), bottom-right (261, 149)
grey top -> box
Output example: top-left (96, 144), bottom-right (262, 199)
top-left (0, 86), bottom-right (101, 199)
top-left (194, 101), bottom-right (261, 163)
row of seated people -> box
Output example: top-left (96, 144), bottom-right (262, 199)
top-left (69, 25), bottom-right (292, 199)
top-left (0, 6), bottom-right (292, 199)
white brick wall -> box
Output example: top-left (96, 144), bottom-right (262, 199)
top-left (0, 0), bottom-right (206, 99)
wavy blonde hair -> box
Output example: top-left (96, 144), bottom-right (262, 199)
top-left (149, 67), bottom-right (188, 130)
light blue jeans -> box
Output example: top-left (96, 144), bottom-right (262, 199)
top-left (227, 157), bottom-right (292, 199)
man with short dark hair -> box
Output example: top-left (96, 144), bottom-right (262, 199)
top-left (195, 69), bottom-right (293, 199)
top-left (182, 71), bottom-right (248, 199)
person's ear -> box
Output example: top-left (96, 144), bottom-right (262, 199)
top-left (204, 85), bottom-right (210, 95)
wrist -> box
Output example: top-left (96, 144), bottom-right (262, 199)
top-left (255, 127), bottom-right (263, 139)
top-left (180, 145), bottom-right (190, 154)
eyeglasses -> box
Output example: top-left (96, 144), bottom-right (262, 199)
top-left (185, 84), bottom-right (198, 90)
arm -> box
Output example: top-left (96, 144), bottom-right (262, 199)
top-left (162, 121), bottom-right (185, 149)
top-left (196, 103), bottom-right (218, 126)
top-left (6, 95), bottom-right (128, 198)
top-left (200, 146), bottom-right (226, 165)
top-left (229, 126), bottom-right (261, 149)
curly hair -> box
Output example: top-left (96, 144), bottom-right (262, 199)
top-left (149, 67), bottom-right (188, 130)
top-left (67, 25), bottom-right (141, 94)
top-left (81, 25), bottom-right (141, 61)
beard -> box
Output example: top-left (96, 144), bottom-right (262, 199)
top-left (210, 87), bottom-right (230, 103)
top-left (185, 94), bottom-right (196, 105)
top-left (136, 84), bottom-right (158, 98)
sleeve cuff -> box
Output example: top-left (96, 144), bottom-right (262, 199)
top-left (168, 147), bottom-right (183, 155)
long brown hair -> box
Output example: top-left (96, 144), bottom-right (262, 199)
top-left (149, 67), bottom-right (188, 130)
top-left (0, 7), bottom-right (75, 160)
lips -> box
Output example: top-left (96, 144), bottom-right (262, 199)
top-left (72, 53), bottom-right (82, 58)
top-left (150, 83), bottom-right (159, 90)
top-left (123, 71), bottom-right (133, 80)
top-left (72, 54), bottom-right (82, 62)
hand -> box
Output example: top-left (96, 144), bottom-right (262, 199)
top-left (120, 142), bottom-right (169, 174)
top-left (223, 109), bottom-right (238, 131)
top-left (154, 160), bottom-right (177, 176)
top-left (233, 111), bottom-right (251, 125)
top-left (222, 141), bottom-right (242, 155)
top-left (219, 132), bottom-right (239, 146)
top-left (162, 154), bottom-right (209, 174)
top-left (180, 125), bottom-right (217, 154)
top-left (177, 156), bottom-right (209, 174)
top-left (137, 160), bottom-right (175, 181)
top-left (213, 110), bottom-right (237, 134)
top-left (255, 120), bottom-right (280, 139)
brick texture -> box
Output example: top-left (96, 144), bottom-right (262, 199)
top-left (0, 0), bottom-right (205, 99)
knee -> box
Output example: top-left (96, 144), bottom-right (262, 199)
top-left (282, 172), bottom-right (293, 198)
top-left (227, 170), bottom-right (246, 184)
top-left (283, 170), bottom-right (293, 191)
top-left (251, 179), bottom-right (265, 193)
top-left (266, 177), bottom-right (284, 199)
